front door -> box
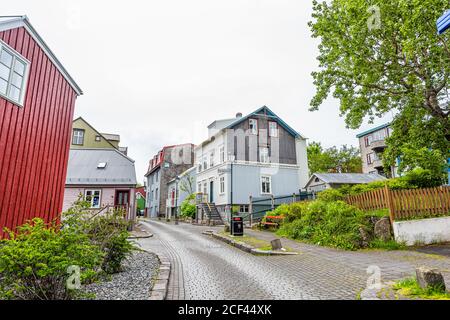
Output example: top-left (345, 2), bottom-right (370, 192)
top-left (115, 190), bottom-right (129, 209)
top-left (209, 181), bottom-right (214, 203)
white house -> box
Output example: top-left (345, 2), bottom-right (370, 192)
top-left (194, 106), bottom-right (309, 222)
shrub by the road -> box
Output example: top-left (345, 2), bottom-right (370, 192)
top-left (0, 218), bottom-right (102, 300)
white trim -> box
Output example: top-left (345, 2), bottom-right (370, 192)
top-left (0, 16), bottom-right (83, 95)
top-left (84, 189), bottom-right (101, 208)
top-left (0, 40), bottom-right (31, 107)
top-left (219, 175), bottom-right (225, 195)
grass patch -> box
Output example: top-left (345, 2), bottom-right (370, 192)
top-left (368, 239), bottom-right (406, 250)
top-left (220, 232), bottom-right (271, 250)
top-left (393, 278), bottom-right (450, 300)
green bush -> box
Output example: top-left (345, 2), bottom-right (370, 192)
top-left (62, 202), bottom-right (134, 274)
top-left (401, 168), bottom-right (445, 188)
top-left (276, 200), bottom-right (369, 250)
top-left (0, 218), bottom-right (103, 300)
top-left (180, 194), bottom-right (196, 219)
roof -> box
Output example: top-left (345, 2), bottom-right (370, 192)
top-left (135, 186), bottom-right (146, 199)
top-left (196, 106), bottom-right (306, 150)
top-left (356, 123), bottom-right (390, 138)
top-left (306, 173), bottom-right (387, 187)
top-left (102, 133), bottom-right (120, 142)
top-left (0, 15), bottom-right (82, 95)
top-left (225, 106), bottom-right (306, 139)
top-left (144, 143), bottom-right (195, 177)
top-left (73, 117), bottom-right (119, 150)
top-left (66, 148), bottom-right (137, 186)
top-left (168, 166), bottom-right (196, 184)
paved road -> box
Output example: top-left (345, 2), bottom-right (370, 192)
top-left (137, 220), bottom-right (450, 300)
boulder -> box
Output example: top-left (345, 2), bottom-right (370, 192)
top-left (416, 267), bottom-right (446, 291)
top-left (359, 227), bottom-right (371, 248)
top-left (374, 217), bottom-right (392, 241)
top-left (271, 239), bottom-right (282, 250)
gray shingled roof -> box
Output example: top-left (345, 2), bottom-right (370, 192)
top-left (66, 149), bottom-right (137, 186)
top-left (307, 173), bottom-right (387, 186)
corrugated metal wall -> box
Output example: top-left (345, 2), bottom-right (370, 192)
top-left (0, 27), bottom-right (77, 237)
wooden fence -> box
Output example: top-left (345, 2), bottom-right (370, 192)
top-left (345, 185), bottom-right (450, 222)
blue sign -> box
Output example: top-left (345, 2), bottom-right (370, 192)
top-left (437, 10), bottom-right (450, 34)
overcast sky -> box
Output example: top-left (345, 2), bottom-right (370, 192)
top-left (6, 0), bottom-right (392, 182)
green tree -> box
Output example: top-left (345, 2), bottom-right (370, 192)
top-left (307, 142), bottom-right (362, 175)
top-left (309, 0), bottom-right (449, 174)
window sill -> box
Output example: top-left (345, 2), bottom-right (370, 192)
top-left (0, 93), bottom-right (24, 108)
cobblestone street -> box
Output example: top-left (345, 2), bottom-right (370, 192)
top-left (137, 220), bottom-right (450, 300)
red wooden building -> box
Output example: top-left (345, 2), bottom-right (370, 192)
top-left (0, 16), bottom-right (82, 236)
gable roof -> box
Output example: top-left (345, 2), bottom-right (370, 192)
top-left (135, 186), bottom-right (146, 199)
top-left (66, 148), bottom-right (137, 186)
top-left (0, 16), bottom-right (82, 95)
top-left (356, 123), bottom-right (390, 138)
top-left (73, 117), bottom-right (119, 150)
top-left (306, 173), bottom-right (387, 187)
top-left (225, 106), bottom-right (306, 139)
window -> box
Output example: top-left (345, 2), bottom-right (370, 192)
top-left (367, 153), bottom-right (376, 164)
top-left (364, 136), bottom-right (370, 147)
top-left (259, 147), bottom-right (269, 163)
top-left (219, 176), bottom-right (225, 194)
top-left (269, 122), bottom-right (278, 137)
top-left (261, 176), bottom-right (271, 194)
top-left (95, 135), bottom-right (101, 142)
top-left (155, 188), bottom-right (159, 200)
top-left (210, 150), bottom-right (215, 167)
top-left (197, 156), bottom-right (202, 172)
top-left (219, 146), bottom-right (225, 163)
top-left (0, 42), bottom-right (29, 106)
top-left (203, 155), bottom-right (208, 171)
top-left (203, 182), bottom-right (207, 195)
top-left (367, 134), bottom-right (373, 145)
top-left (72, 129), bottom-right (84, 145)
top-left (198, 183), bottom-right (202, 193)
top-left (239, 205), bottom-right (249, 213)
top-left (249, 119), bottom-right (258, 135)
top-left (85, 190), bottom-right (101, 208)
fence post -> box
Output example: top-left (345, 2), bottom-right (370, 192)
top-left (271, 195), bottom-right (275, 210)
top-left (292, 193), bottom-right (296, 203)
top-left (384, 184), bottom-right (395, 224)
top-left (249, 195), bottom-right (253, 227)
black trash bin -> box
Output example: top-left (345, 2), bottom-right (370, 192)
top-left (231, 216), bottom-right (244, 236)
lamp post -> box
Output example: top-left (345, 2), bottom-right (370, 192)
top-left (175, 176), bottom-right (180, 225)
top-left (228, 152), bottom-right (235, 235)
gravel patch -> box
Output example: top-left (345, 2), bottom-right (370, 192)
top-left (83, 250), bottom-right (160, 300)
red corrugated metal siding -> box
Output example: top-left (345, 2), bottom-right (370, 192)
top-left (0, 27), bottom-right (77, 237)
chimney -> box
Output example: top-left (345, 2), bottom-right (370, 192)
top-left (236, 112), bottom-right (243, 118)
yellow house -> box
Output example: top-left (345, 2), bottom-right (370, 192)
top-left (71, 117), bottom-right (127, 154)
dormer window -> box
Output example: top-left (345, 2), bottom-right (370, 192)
top-left (249, 119), bottom-right (258, 135)
top-left (72, 129), bottom-right (85, 145)
top-left (0, 41), bottom-right (30, 106)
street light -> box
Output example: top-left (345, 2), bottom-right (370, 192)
top-left (175, 176), bottom-right (180, 225)
top-left (228, 152), bottom-right (235, 235)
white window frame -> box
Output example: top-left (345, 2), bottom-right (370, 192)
top-left (203, 155), bottom-right (208, 171)
top-left (210, 150), bottom-right (215, 167)
top-left (0, 40), bottom-right (31, 107)
top-left (219, 145), bottom-right (225, 163)
top-left (219, 176), bottom-right (225, 194)
top-left (261, 175), bottom-right (272, 195)
top-left (269, 121), bottom-right (278, 137)
top-left (84, 189), bottom-right (101, 208)
top-left (72, 129), bottom-right (84, 145)
top-left (259, 147), bottom-right (269, 163)
top-left (249, 118), bottom-right (258, 135)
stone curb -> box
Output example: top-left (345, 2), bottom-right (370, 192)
top-left (140, 249), bottom-right (171, 300)
top-left (204, 231), bottom-right (298, 256)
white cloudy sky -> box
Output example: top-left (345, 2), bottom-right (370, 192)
top-left (6, 0), bottom-right (391, 182)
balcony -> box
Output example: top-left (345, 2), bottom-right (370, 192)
top-left (372, 159), bottom-right (384, 169)
top-left (370, 139), bottom-right (387, 152)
